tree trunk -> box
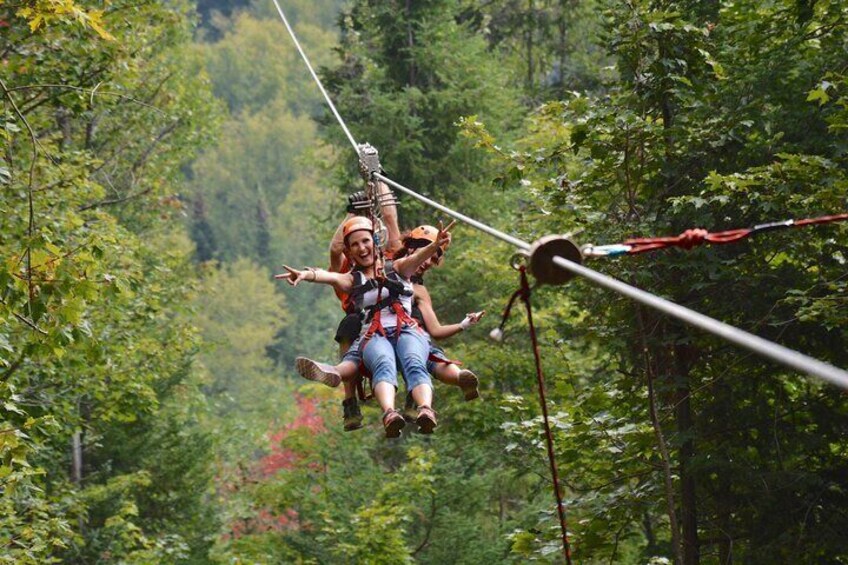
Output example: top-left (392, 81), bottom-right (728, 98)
top-left (636, 307), bottom-right (685, 565)
top-left (674, 346), bottom-right (699, 565)
top-left (72, 429), bottom-right (85, 533)
top-left (71, 431), bottom-right (83, 484)
top-left (526, 0), bottom-right (535, 93)
top-left (406, 0), bottom-right (416, 87)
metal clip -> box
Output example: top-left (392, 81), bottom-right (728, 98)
top-left (373, 217), bottom-right (388, 251)
top-left (510, 251), bottom-right (529, 271)
top-left (357, 143), bottom-right (382, 182)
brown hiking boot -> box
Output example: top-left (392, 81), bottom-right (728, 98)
top-left (342, 397), bottom-right (363, 431)
top-left (295, 357), bottom-right (341, 388)
top-left (416, 406), bottom-right (437, 434)
top-left (382, 409), bottom-right (405, 438)
top-left (458, 370), bottom-right (479, 401)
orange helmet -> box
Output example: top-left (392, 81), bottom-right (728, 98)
top-left (342, 216), bottom-right (374, 243)
top-left (406, 225), bottom-right (449, 262)
top-left (409, 225), bottom-right (439, 244)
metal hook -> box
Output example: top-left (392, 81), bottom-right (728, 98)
top-left (510, 251), bottom-right (529, 271)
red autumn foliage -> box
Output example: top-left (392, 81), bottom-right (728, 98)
top-left (221, 395), bottom-right (323, 541)
top-left (260, 394), bottom-right (324, 477)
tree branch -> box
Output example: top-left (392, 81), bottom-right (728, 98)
top-left (8, 84), bottom-right (168, 116)
top-left (0, 77), bottom-right (40, 320)
top-left (2, 352), bottom-right (26, 382)
top-left (412, 492), bottom-right (438, 556)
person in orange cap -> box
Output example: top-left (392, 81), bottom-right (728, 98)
top-left (277, 216), bottom-right (453, 438)
top-left (295, 221), bottom-right (485, 428)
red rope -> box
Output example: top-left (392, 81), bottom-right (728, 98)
top-left (794, 212), bottom-right (848, 226)
top-left (517, 266), bottom-right (573, 564)
top-left (622, 212), bottom-right (848, 254)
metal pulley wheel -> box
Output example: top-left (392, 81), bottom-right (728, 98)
top-left (528, 235), bottom-right (583, 285)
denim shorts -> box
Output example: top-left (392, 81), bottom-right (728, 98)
top-left (352, 325), bottom-right (432, 391)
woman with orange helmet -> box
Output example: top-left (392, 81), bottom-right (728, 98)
top-left (277, 216), bottom-right (453, 438)
top-left (326, 182), bottom-right (401, 430)
top-left (390, 226), bottom-right (485, 416)
top-left (295, 222), bottom-right (485, 429)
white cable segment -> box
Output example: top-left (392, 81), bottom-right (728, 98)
top-left (270, 0), bottom-right (360, 153)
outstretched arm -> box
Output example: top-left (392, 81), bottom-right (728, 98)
top-left (393, 220), bottom-right (455, 279)
top-left (414, 284), bottom-right (484, 340)
top-left (276, 265), bottom-right (354, 294)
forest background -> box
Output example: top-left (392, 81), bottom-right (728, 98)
top-left (1, 0), bottom-right (847, 563)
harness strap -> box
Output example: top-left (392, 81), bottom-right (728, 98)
top-left (428, 353), bottom-right (462, 366)
top-left (390, 301), bottom-right (420, 331)
top-left (355, 362), bottom-right (372, 402)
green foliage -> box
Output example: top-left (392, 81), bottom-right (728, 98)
top-left (461, 0), bottom-right (848, 561)
top-left (186, 6), bottom-right (345, 371)
top-left (463, 0), bottom-right (613, 98)
top-left (324, 0), bottom-right (523, 224)
top-left (1, 0), bottom-right (221, 561)
top-left (9, 0), bottom-right (847, 562)
top-left (193, 257), bottom-right (289, 422)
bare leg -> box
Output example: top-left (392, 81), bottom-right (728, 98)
top-left (335, 339), bottom-right (364, 431)
top-left (433, 363), bottom-right (461, 384)
top-left (434, 363), bottom-right (479, 401)
top-left (373, 381), bottom-right (396, 413)
top-left (411, 383), bottom-right (433, 409)
top-left (336, 360), bottom-right (359, 382)
top-left (338, 340), bottom-right (357, 401)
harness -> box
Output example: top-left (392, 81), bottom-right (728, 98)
top-left (343, 267), bottom-right (410, 316)
top-left (345, 263), bottom-right (421, 400)
top-left (352, 262), bottom-right (419, 347)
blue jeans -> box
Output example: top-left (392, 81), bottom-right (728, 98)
top-left (360, 326), bottom-right (432, 392)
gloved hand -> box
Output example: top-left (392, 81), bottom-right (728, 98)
top-left (347, 191), bottom-right (369, 213)
top-left (460, 311), bottom-right (485, 330)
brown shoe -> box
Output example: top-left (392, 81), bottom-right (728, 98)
top-left (295, 357), bottom-right (341, 388)
top-left (383, 409), bottom-right (405, 438)
top-left (416, 406), bottom-right (437, 434)
top-left (458, 370), bottom-right (479, 401)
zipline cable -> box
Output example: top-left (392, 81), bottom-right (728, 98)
top-left (269, 0), bottom-right (359, 153)
top-left (548, 254), bottom-right (848, 391)
top-left (271, 4), bottom-right (848, 391)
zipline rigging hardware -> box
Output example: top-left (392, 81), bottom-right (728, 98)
top-left (583, 213), bottom-right (848, 257)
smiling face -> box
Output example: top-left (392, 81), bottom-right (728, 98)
top-left (345, 230), bottom-right (375, 268)
top-left (414, 252), bottom-right (440, 277)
